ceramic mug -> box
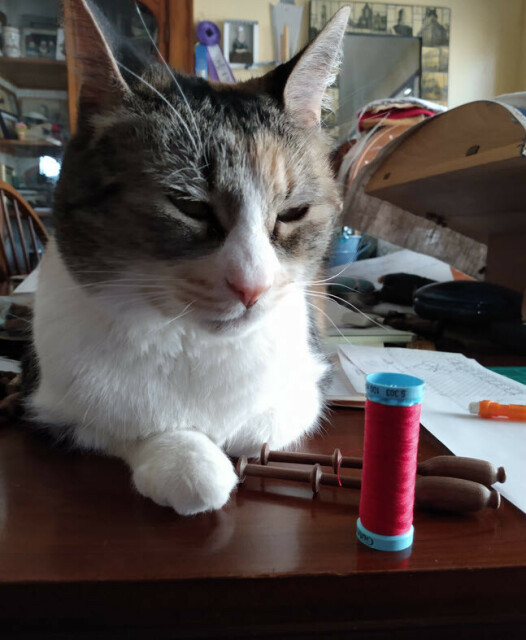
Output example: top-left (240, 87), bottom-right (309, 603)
top-left (330, 234), bottom-right (369, 268)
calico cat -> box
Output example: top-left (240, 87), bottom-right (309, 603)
top-left (26, 0), bottom-right (350, 515)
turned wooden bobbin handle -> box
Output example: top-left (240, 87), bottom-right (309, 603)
top-left (415, 476), bottom-right (501, 513)
top-left (260, 443), bottom-right (343, 474)
top-left (260, 444), bottom-right (506, 487)
top-left (238, 458), bottom-right (501, 513)
top-left (415, 456), bottom-right (506, 486)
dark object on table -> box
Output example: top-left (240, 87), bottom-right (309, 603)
top-left (0, 390), bottom-right (22, 425)
top-left (384, 311), bottom-right (442, 337)
top-left (378, 272), bottom-right (436, 305)
top-left (3, 302), bottom-right (32, 336)
top-left (490, 321), bottom-right (526, 356)
top-left (414, 281), bottom-right (522, 324)
top-left (0, 370), bottom-right (18, 397)
top-left (0, 371), bottom-right (22, 426)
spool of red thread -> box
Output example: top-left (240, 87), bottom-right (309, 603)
top-left (357, 372), bottom-right (425, 552)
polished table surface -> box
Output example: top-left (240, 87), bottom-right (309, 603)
top-left (0, 407), bottom-right (525, 639)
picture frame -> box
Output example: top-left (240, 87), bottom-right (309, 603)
top-left (223, 20), bottom-right (258, 68)
top-left (0, 84), bottom-right (19, 117)
top-left (310, 1), bottom-right (451, 138)
top-left (22, 28), bottom-right (58, 59)
top-left (0, 111), bottom-right (19, 140)
top-left (56, 27), bottom-right (66, 60)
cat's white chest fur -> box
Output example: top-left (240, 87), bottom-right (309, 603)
top-left (29, 240), bottom-right (328, 461)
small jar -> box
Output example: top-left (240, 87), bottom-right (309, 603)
top-left (15, 122), bottom-right (27, 141)
top-left (4, 26), bottom-right (21, 58)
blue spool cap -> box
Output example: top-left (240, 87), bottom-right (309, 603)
top-left (365, 372), bottom-right (425, 407)
top-left (357, 518), bottom-right (414, 552)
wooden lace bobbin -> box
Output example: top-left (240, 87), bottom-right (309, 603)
top-left (236, 457), bottom-right (360, 494)
top-left (415, 476), bottom-right (501, 512)
top-left (260, 445), bottom-right (506, 487)
top-left (260, 443), bottom-right (343, 474)
top-left (236, 458), bottom-right (501, 513)
top-left (416, 456), bottom-right (506, 486)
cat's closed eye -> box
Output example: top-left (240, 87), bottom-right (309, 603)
top-left (277, 205), bottom-right (310, 223)
top-left (167, 195), bottom-right (214, 221)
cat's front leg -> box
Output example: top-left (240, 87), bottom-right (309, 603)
top-left (122, 430), bottom-right (239, 515)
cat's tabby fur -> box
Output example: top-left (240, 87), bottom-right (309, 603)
top-left (26, 0), bottom-right (350, 515)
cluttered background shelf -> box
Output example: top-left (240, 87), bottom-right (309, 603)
top-left (0, 139), bottom-right (63, 156)
top-left (0, 57), bottom-right (67, 91)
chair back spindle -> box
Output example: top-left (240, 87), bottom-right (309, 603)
top-left (0, 181), bottom-right (49, 293)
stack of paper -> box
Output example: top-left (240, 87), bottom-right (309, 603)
top-left (332, 345), bottom-right (526, 513)
top-left (328, 249), bottom-right (455, 288)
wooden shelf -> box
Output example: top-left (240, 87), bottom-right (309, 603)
top-left (365, 101), bottom-right (526, 241)
top-left (0, 139), bottom-right (63, 157)
top-left (0, 57), bottom-right (67, 91)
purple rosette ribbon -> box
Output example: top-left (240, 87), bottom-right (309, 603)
top-left (196, 21), bottom-right (235, 83)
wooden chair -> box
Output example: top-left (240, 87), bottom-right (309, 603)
top-left (0, 181), bottom-right (49, 295)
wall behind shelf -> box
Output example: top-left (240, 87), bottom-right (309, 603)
top-left (0, 0), bottom-right (59, 26)
top-left (194, 0), bottom-right (526, 108)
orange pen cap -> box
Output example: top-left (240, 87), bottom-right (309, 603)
top-left (469, 400), bottom-right (526, 421)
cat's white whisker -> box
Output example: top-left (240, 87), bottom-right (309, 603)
top-left (133, 1), bottom-right (205, 159)
top-left (304, 289), bottom-right (389, 332)
top-left (299, 279), bottom-right (361, 294)
top-left (143, 298), bottom-right (198, 338)
top-left (303, 261), bottom-right (362, 284)
top-left (116, 60), bottom-right (200, 156)
top-left (304, 298), bottom-right (352, 345)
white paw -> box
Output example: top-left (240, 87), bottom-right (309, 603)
top-left (131, 432), bottom-right (238, 516)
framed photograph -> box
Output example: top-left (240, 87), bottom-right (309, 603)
top-left (0, 111), bottom-right (18, 140)
top-left (0, 85), bottom-right (19, 117)
top-left (22, 28), bottom-right (57, 59)
top-left (310, 1), bottom-right (451, 136)
top-left (421, 71), bottom-right (448, 105)
top-left (56, 27), bottom-right (66, 60)
top-left (223, 20), bottom-right (258, 68)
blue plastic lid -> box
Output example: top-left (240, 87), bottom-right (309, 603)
top-left (365, 372), bottom-right (425, 407)
top-left (357, 517), bottom-right (414, 552)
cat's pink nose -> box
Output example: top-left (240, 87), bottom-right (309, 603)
top-left (226, 279), bottom-right (270, 308)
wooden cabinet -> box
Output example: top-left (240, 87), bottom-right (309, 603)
top-left (65, 0), bottom-right (194, 133)
top-left (0, 0), bottom-right (194, 215)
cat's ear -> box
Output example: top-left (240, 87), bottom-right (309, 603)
top-left (241, 7), bottom-right (350, 128)
top-left (283, 7), bottom-right (349, 127)
top-left (64, 0), bottom-right (129, 116)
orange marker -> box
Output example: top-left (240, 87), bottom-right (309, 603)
top-left (469, 400), bottom-right (526, 421)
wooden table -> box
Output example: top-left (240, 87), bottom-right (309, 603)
top-left (0, 409), bottom-right (525, 639)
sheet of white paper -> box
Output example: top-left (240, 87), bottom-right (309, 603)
top-left (326, 363), bottom-right (363, 403)
top-left (338, 350), bottom-right (367, 394)
top-left (0, 357), bottom-right (21, 373)
top-left (13, 266), bottom-right (40, 294)
top-left (338, 345), bottom-right (526, 513)
top-left (329, 249), bottom-right (454, 288)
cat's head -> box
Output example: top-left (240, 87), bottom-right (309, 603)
top-left (56, 0), bottom-right (349, 334)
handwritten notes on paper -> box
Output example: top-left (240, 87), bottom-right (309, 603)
top-left (338, 346), bottom-right (526, 513)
